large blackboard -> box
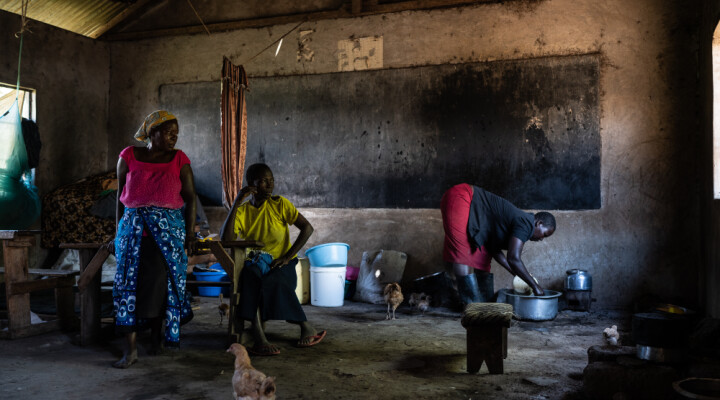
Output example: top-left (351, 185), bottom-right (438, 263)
top-left (161, 54), bottom-right (600, 209)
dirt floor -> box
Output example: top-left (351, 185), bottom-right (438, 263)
top-left (0, 294), bottom-right (631, 400)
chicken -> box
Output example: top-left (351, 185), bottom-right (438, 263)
top-left (603, 325), bottom-right (621, 346)
top-left (219, 293), bottom-right (230, 326)
top-left (408, 292), bottom-right (431, 315)
top-left (384, 282), bottom-right (404, 320)
top-left (227, 343), bottom-right (276, 400)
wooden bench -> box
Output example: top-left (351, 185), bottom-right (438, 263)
top-left (1, 230), bottom-right (79, 339)
top-left (60, 239), bottom-right (263, 345)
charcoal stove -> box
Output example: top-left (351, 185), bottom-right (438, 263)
top-left (564, 269), bottom-right (593, 311)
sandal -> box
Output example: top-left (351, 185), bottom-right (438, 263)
top-left (297, 330), bottom-right (327, 348)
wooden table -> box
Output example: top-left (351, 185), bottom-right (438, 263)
top-left (60, 239), bottom-right (263, 345)
top-left (1, 230), bottom-right (78, 339)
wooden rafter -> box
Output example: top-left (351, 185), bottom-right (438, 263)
top-left (103, 0), bottom-right (495, 41)
top-left (91, 0), bottom-right (154, 39)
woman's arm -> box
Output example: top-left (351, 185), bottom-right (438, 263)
top-left (220, 186), bottom-right (257, 241)
top-left (180, 164), bottom-right (197, 255)
top-left (492, 251), bottom-right (514, 275)
top-left (107, 158), bottom-right (129, 253)
top-left (270, 213), bottom-right (314, 269)
top-left (506, 237), bottom-right (544, 296)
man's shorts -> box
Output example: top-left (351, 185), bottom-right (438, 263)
top-left (440, 183), bottom-right (492, 271)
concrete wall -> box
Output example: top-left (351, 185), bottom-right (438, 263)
top-left (0, 10), bottom-right (110, 197)
top-left (107, 0), bottom-right (702, 309)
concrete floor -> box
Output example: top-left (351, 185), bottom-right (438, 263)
top-left (0, 295), bottom-right (629, 400)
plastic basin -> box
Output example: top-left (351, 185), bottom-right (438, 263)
top-left (305, 243), bottom-right (349, 267)
top-left (193, 267), bottom-right (229, 297)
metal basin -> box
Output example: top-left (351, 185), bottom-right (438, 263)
top-left (497, 288), bottom-right (562, 321)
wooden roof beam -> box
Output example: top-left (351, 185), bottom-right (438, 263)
top-left (103, 0), bottom-right (495, 41)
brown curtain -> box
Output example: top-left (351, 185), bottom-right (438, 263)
top-left (221, 57), bottom-right (248, 209)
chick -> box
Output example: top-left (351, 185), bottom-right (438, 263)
top-left (603, 325), bottom-right (620, 346)
top-left (218, 293), bottom-right (230, 326)
top-left (384, 282), bottom-right (404, 320)
top-left (408, 292), bottom-right (431, 315)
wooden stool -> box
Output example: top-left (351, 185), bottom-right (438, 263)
top-left (461, 302), bottom-right (513, 374)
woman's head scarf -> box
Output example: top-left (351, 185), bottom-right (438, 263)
top-left (134, 110), bottom-right (177, 143)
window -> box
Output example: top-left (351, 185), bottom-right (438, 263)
top-left (0, 83), bottom-right (35, 121)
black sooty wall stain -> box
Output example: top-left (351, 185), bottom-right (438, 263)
top-left (162, 55), bottom-right (600, 209)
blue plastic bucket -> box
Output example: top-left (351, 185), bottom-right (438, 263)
top-left (305, 243), bottom-right (350, 267)
top-left (193, 266), bottom-right (229, 296)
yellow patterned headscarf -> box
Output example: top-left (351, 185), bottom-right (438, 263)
top-left (134, 110), bottom-right (177, 143)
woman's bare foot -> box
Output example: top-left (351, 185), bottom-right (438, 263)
top-left (112, 351), bottom-right (137, 369)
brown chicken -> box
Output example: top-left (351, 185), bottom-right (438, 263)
top-left (408, 292), bottom-right (431, 315)
top-left (219, 293), bottom-right (230, 326)
top-left (227, 343), bottom-right (276, 400)
top-left (384, 282), bottom-right (404, 320)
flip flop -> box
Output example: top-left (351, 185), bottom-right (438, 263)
top-left (247, 344), bottom-right (281, 356)
top-left (297, 330), bottom-right (327, 348)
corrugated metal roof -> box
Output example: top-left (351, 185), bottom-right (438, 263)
top-left (0, 0), bottom-right (139, 39)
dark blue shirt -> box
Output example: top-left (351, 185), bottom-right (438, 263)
top-left (466, 186), bottom-right (534, 253)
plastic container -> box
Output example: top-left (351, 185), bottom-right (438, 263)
top-left (305, 243), bottom-right (350, 267)
top-left (193, 267), bottom-right (229, 297)
top-left (345, 265), bottom-right (360, 281)
top-left (295, 258), bottom-right (310, 304)
top-left (344, 279), bottom-right (357, 300)
top-left (310, 266), bottom-right (346, 307)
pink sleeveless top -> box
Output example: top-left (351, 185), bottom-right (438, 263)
top-left (119, 146), bottom-right (190, 209)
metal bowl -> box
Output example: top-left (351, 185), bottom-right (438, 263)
top-left (497, 288), bottom-right (562, 321)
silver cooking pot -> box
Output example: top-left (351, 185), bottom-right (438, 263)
top-left (565, 269), bottom-right (592, 291)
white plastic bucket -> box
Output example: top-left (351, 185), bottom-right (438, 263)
top-left (310, 266), bottom-right (346, 307)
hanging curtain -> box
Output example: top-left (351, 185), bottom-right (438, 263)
top-left (220, 57), bottom-right (248, 209)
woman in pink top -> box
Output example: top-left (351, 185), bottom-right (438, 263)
top-left (109, 110), bottom-right (197, 369)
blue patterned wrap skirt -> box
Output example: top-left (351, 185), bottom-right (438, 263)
top-left (113, 206), bottom-right (193, 345)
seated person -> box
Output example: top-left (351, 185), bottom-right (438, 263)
top-left (221, 163), bottom-right (326, 355)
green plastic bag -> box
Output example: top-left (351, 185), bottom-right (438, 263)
top-left (0, 99), bottom-right (40, 229)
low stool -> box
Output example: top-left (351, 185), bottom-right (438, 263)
top-left (461, 302), bottom-right (514, 374)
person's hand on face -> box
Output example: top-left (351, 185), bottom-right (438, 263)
top-left (239, 185), bottom-right (257, 199)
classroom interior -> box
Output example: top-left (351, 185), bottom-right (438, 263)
top-left (1, 0), bottom-right (720, 399)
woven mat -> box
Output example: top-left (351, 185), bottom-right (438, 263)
top-left (461, 303), bottom-right (514, 327)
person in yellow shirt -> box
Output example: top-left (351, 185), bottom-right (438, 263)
top-left (221, 163), bottom-right (326, 355)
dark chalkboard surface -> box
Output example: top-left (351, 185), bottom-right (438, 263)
top-left (161, 54), bottom-right (600, 210)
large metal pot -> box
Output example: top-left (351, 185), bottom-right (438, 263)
top-left (565, 269), bottom-right (592, 291)
top-left (497, 288), bottom-right (562, 321)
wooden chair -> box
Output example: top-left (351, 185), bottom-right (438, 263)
top-left (1, 230), bottom-right (78, 339)
top-left (61, 239), bottom-right (262, 345)
top-left (461, 302), bottom-right (514, 374)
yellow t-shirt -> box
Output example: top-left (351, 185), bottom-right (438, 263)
top-left (232, 195), bottom-right (299, 259)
